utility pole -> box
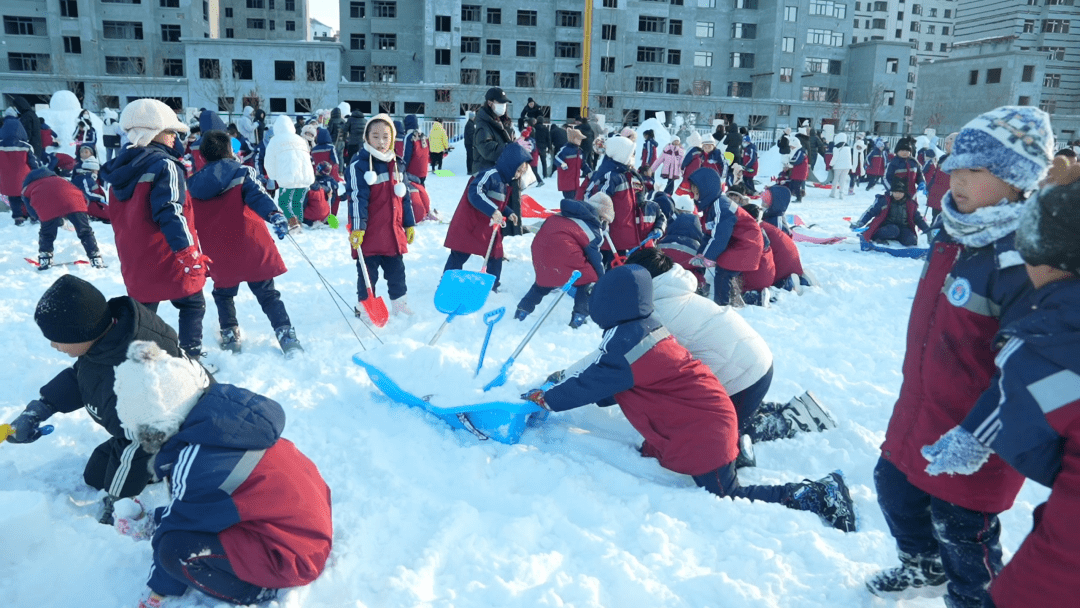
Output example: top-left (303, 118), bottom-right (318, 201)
top-left (580, 0), bottom-right (592, 118)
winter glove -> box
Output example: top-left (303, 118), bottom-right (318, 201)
top-left (922, 426), bottom-right (993, 476)
top-left (174, 246), bottom-right (210, 278)
top-left (113, 498), bottom-right (156, 541)
top-left (514, 137), bottom-right (534, 154)
top-left (269, 213), bottom-right (289, 240)
top-left (521, 389), bottom-right (551, 411)
top-left (689, 254), bottom-right (716, 268)
top-left (916, 183), bottom-right (927, 196)
top-left (349, 230), bottom-right (365, 250)
top-left (7, 399), bottom-right (55, 444)
top-left (405, 226), bottom-right (415, 244)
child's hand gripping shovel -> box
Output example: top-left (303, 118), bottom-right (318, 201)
top-left (429, 223), bottom-right (501, 345)
top-left (1, 423), bottom-right (54, 444)
top-left (357, 254), bottom-right (389, 328)
top-left (483, 270), bottom-right (581, 391)
top-left (611, 229), bottom-right (663, 267)
top-left (475, 307), bottom-right (505, 377)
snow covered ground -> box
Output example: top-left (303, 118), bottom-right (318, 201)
top-left (0, 145), bottom-right (1049, 608)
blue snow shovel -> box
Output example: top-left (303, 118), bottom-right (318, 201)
top-left (475, 307), bottom-right (505, 377)
top-left (429, 224), bottom-right (501, 345)
top-left (483, 270), bottom-right (581, 392)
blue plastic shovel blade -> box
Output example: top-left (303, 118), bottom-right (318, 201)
top-left (434, 269), bottom-right (496, 317)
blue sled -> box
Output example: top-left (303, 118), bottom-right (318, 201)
top-left (352, 354), bottom-right (543, 444)
top-left (859, 237), bottom-right (929, 259)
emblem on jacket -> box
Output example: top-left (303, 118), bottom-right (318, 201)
top-left (947, 277), bottom-right (972, 307)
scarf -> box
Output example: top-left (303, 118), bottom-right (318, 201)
top-left (363, 142), bottom-right (394, 163)
top-left (940, 191), bottom-right (1025, 248)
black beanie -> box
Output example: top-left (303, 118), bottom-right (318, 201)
top-left (34, 275), bottom-right (113, 344)
top-left (1016, 165), bottom-right (1080, 275)
top-left (895, 139), bottom-right (913, 153)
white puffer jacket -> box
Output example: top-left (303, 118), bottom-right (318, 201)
top-left (651, 265), bottom-right (773, 395)
top-left (264, 115), bottom-right (314, 189)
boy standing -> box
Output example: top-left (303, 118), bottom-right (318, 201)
top-left (866, 106), bottom-right (1054, 606)
top-left (884, 139), bottom-right (925, 200)
top-left (555, 127), bottom-right (590, 199)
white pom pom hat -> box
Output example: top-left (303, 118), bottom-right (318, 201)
top-left (114, 341), bottom-right (210, 441)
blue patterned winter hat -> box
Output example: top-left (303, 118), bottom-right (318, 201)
top-left (941, 106), bottom-right (1054, 192)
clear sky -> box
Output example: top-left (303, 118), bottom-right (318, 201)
top-left (309, 0), bottom-right (339, 30)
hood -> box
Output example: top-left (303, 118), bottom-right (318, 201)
top-left (1003, 279), bottom-right (1080, 373)
top-left (166, 383), bottom-right (284, 452)
top-left (688, 167), bottom-right (722, 208)
top-left (351, 110), bottom-right (363, 118)
top-left (100, 144), bottom-right (176, 199)
top-left (22, 166), bottom-right (57, 190)
top-left (315, 127), bottom-right (332, 145)
top-left (0, 116), bottom-right (28, 142)
top-left (273, 114), bottom-right (296, 135)
top-left (662, 212), bottom-right (705, 246)
top-left (834, 133), bottom-right (848, 145)
top-left (589, 264), bottom-right (654, 330)
top-left (404, 114), bottom-right (419, 131)
top-left (393, 120), bottom-right (405, 139)
top-left (199, 110), bottom-right (227, 134)
top-left (330, 107), bottom-right (342, 119)
top-left (652, 264), bottom-right (700, 301)
top-left (762, 185), bottom-right (791, 213)
top-left (103, 108), bottom-right (118, 120)
top-left (12, 96), bottom-right (31, 113)
top-left (243, 106), bottom-right (254, 118)
top-left (188, 158), bottom-right (246, 199)
top-left (495, 143), bottom-right (531, 182)
top-left (559, 197), bottom-right (602, 227)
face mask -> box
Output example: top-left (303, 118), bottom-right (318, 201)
top-left (493, 103), bottom-right (507, 117)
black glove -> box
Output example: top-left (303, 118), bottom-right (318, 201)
top-left (8, 399), bottom-right (55, 444)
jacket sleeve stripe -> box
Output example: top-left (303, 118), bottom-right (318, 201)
top-left (1028, 369), bottom-right (1080, 415)
top-left (169, 444), bottom-right (201, 503)
top-left (973, 337), bottom-right (1024, 444)
top-left (624, 327), bottom-right (671, 365)
top-left (470, 169), bottom-right (500, 215)
top-left (218, 449), bottom-right (266, 494)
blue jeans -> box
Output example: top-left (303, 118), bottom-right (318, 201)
top-left (874, 458), bottom-right (1003, 608)
top-left (153, 530), bottom-right (275, 604)
top-left (212, 278), bottom-right (291, 330)
top-left (712, 267), bottom-right (741, 306)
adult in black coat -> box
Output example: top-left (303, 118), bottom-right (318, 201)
top-left (574, 116), bottom-right (595, 168)
top-left (723, 122), bottom-right (743, 159)
top-left (474, 87), bottom-right (524, 237)
top-left (808, 128), bottom-right (828, 176)
top-left (550, 121), bottom-right (568, 154)
top-left (327, 107), bottom-right (345, 146)
top-left (12, 96), bottom-right (43, 158)
top-left (343, 109), bottom-right (366, 163)
top-left (464, 112), bottom-right (476, 174)
top-left (534, 117), bottom-right (552, 178)
top-left (252, 108), bottom-right (267, 144)
top-left (518, 98), bottom-right (543, 131)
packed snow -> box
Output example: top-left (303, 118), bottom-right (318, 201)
top-left (0, 144), bottom-right (1050, 607)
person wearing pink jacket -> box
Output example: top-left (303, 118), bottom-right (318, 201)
top-left (650, 138), bottom-right (685, 195)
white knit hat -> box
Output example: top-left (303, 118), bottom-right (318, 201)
top-left (587, 192), bottom-right (615, 223)
top-left (700, 134), bottom-right (718, 147)
top-left (120, 99), bottom-right (188, 148)
top-left (685, 131), bottom-right (702, 149)
top-left (604, 136), bottom-right (635, 166)
top-left (114, 341), bottom-right (209, 444)
top-left (80, 158), bottom-right (100, 171)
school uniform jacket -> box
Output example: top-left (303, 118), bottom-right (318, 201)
top-left (862, 194), bottom-right (932, 240)
top-left (740, 227), bottom-right (776, 292)
top-left (741, 141), bottom-right (759, 179)
top-left (543, 266), bottom-right (740, 476)
top-left (402, 115), bottom-right (430, 181)
top-left (22, 168), bottom-right (87, 221)
top-left (148, 384), bottom-right (332, 595)
top-left (0, 117), bottom-right (39, 197)
top-left (865, 145), bottom-right (886, 176)
top-left (346, 147), bottom-right (414, 257)
top-left (100, 143), bottom-right (204, 303)
top-left (690, 169), bottom-right (763, 272)
top-left (530, 198), bottom-right (604, 288)
top-left (884, 156), bottom-right (925, 197)
top-left (556, 143), bottom-right (589, 192)
top-left (787, 147), bottom-right (809, 181)
top-left (444, 144), bottom-right (530, 258)
top-left (305, 180), bottom-right (332, 222)
top-left (585, 156), bottom-right (639, 250)
top-left (188, 159), bottom-right (287, 289)
top-left (761, 221), bottom-right (804, 282)
top-left (658, 213), bottom-right (707, 287)
top-left (310, 128), bottom-right (343, 182)
top-left (880, 194), bottom-right (1032, 513)
top-left (640, 139), bottom-right (658, 168)
top-left (925, 153), bottom-right (951, 211)
top-left (72, 169), bottom-right (110, 221)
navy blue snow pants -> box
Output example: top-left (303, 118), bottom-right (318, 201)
top-left (152, 530), bottom-right (275, 605)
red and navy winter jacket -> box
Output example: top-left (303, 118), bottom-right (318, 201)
top-left (190, 110), bottom-right (228, 173)
top-left (691, 168), bottom-right (763, 272)
top-left (658, 212), bottom-right (707, 287)
top-left (634, 192), bottom-right (668, 241)
top-left (345, 147), bottom-right (415, 257)
top-left (740, 225), bottom-right (776, 292)
top-left (555, 143), bottom-right (589, 193)
top-left (310, 128), bottom-right (343, 182)
top-left (402, 115), bottom-right (430, 181)
top-left (72, 168), bottom-right (110, 221)
top-left (148, 384), bottom-right (332, 596)
top-left (761, 221), bottom-right (803, 281)
top-left (741, 140), bottom-right (759, 179)
top-left (0, 117), bottom-right (39, 197)
top-left (955, 279), bottom-right (1080, 607)
top-left (405, 176), bottom-right (430, 223)
top-left (881, 201), bottom-right (1033, 513)
top-left (925, 153), bottom-right (951, 211)
top-left (306, 175), bottom-right (334, 222)
top-left (188, 159), bottom-right (287, 290)
top-left (100, 143), bottom-right (204, 303)
top-left (543, 265), bottom-right (740, 476)
top-left (761, 185), bottom-right (791, 233)
top-left (585, 155), bottom-right (639, 250)
top-left (884, 156), bottom-right (925, 198)
top-left (22, 168), bottom-right (87, 222)
top-left (865, 144), bottom-right (886, 176)
top-left (859, 193), bottom-right (932, 240)
top-left (444, 144), bottom-right (530, 259)
top-left (530, 198), bottom-right (604, 288)
top-left (787, 147), bottom-right (809, 181)
top-left (640, 138), bottom-right (658, 169)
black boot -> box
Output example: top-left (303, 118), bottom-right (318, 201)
top-left (865, 551), bottom-right (948, 599)
top-left (782, 470), bottom-right (857, 532)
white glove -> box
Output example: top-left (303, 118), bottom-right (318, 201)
top-left (922, 426), bottom-right (993, 476)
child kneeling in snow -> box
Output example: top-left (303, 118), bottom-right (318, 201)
top-left (850, 177), bottom-right (931, 246)
top-left (112, 341), bottom-right (332, 608)
top-left (523, 264), bottom-right (856, 532)
top-left (515, 193), bottom-right (611, 328)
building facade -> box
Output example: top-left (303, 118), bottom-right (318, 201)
top-left (217, 0), bottom-right (308, 40)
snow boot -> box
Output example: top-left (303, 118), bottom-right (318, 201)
top-left (782, 470), bottom-right (858, 532)
top-left (865, 551), bottom-right (948, 599)
top-left (514, 308), bottom-right (529, 321)
top-left (569, 312), bottom-right (588, 329)
top-left (287, 215), bottom-right (303, 234)
top-left (99, 494), bottom-right (119, 525)
top-left (275, 325), bottom-right (304, 359)
top-left (37, 251), bottom-right (53, 271)
top-left (734, 434), bottom-right (756, 469)
top-left (90, 255), bottom-right (107, 269)
top-left (391, 295), bottom-right (414, 316)
top-left (220, 326), bottom-right (242, 354)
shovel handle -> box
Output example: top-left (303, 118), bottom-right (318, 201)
top-left (480, 223), bottom-right (501, 274)
top-left (604, 233), bottom-right (627, 267)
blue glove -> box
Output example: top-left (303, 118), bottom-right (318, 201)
top-left (8, 399), bottom-right (55, 444)
top-left (270, 213), bottom-right (289, 240)
top-left (922, 426), bottom-right (992, 476)
top-left (916, 183), bottom-right (927, 196)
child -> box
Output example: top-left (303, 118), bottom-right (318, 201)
top-left (760, 184), bottom-right (792, 234)
top-left (735, 202), bottom-right (776, 306)
top-left (75, 142), bottom-right (98, 172)
top-left (850, 134), bottom-right (867, 194)
top-left (444, 143), bottom-right (530, 292)
top-left (650, 136), bottom-right (684, 195)
top-left (740, 133), bottom-right (759, 195)
top-left (402, 114), bottom-right (430, 185)
top-left (920, 157), bottom-right (1080, 608)
top-left (187, 130), bottom-right (302, 358)
top-left (111, 341), bottom-right (332, 608)
top-left (884, 139), bottom-right (925, 199)
top-left (99, 98), bottom-right (207, 360)
top-left (829, 133), bottom-right (853, 199)
top-left (584, 136), bottom-right (639, 262)
top-left (71, 157), bottom-right (110, 222)
top-left (865, 106), bottom-right (1054, 605)
top-left (658, 212), bottom-right (707, 289)
top-left (524, 264), bottom-right (856, 532)
top-left (864, 138), bottom-right (887, 190)
top-left (6, 275), bottom-right (196, 523)
top-left (0, 115), bottom-right (41, 225)
top-left (310, 126), bottom-right (344, 184)
top-left (639, 129), bottom-right (658, 174)
top-left (306, 161), bottom-right (336, 225)
top-left (346, 114), bottom-right (416, 315)
top-left (634, 187), bottom-right (668, 240)
top-left (428, 120), bottom-right (451, 172)
top-left (225, 124), bottom-right (255, 166)
top-left (556, 127), bottom-right (590, 199)
top-left (190, 110), bottom-right (226, 172)
top-left (850, 178), bottom-right (931, 246)
top-left (405, 174), bottom-right (432, 224)
top-left (516, 193), bottom-right (611, 328)
top-left (676, 131), bottom-right (705, 196)
top-left (22, 167), bottom-right (106, 269)
top-left (925, 132), bottom-right (958, 219)
top-left (783, 136), bottom-right (808, 203)
top-left (688, 168), bottom-right (763, 307)
top-left (264, 114), bottom-right (315, 234)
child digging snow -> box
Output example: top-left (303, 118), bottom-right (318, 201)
top-left (920, 157), bottom-right (1080, 608)
top-left (866, 106), bottom-right (1054, 605)
top-left (346, 113), bottom-right (416, 316)
top-left (112, 341), bottom-right (332, 608)
top-left (515, 193), bottom-right (611, 329)
top-left (22, 167), bottom-right (106, 269)
top-left (523, 264), bottom-right (856, 532)
top-left (186, 130), bottom-right (303, 358)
